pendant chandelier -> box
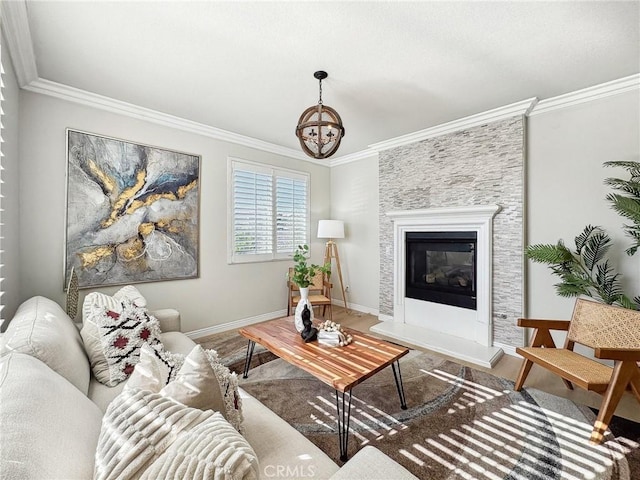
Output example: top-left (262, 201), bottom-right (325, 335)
top-left (295, 71), bottom-right (345, 159)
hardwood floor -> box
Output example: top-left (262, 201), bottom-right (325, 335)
top-left (325, 306), bottom-right (640, 423)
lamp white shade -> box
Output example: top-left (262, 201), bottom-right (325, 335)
top-left (317, 220), bottom-right (344, 239)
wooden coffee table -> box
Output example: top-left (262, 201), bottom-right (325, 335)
top-left (239, 316), bottom-right (409, 461)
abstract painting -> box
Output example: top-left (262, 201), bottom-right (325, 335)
top-left (65, 130), bottom-right (200, 288)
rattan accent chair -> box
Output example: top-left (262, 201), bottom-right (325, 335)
top-left (286, 267), bottom-right (333, 321)
top-left (514, 298), bottom-right (640, 444)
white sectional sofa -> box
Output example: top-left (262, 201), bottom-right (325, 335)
top-left (0, 296), bottom-right (417, 480)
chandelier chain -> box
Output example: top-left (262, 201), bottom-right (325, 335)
top-left (318, 78), bottom-right (323, 105)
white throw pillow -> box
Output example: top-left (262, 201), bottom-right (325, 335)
top-left (160, 345), bottom-right (227, 414)
top-left (94, 388), bottom-right (258, 480)
top-left (83, 299), bottom-right (162, 386)
top-left (140, 411), bottom-right (259, 480)
top-left (126, 344), bottom-right (243, 431)
top-left (81, 285), bottom-right (147, 323)
top-left (113, 285), bottom-right (147, 308)
top-left (125, 343), bottom-right (183, 392)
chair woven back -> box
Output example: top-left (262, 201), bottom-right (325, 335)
top-left (568, 298), bottom-right (640, 349)
top-left (287, 268), bottom-right (325, 291)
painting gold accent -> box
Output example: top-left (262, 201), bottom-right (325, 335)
top-left (102, 170), bottom-right (147, 228)
top-left (78, 245), bottom-right (115, 268)
top-left (117, 237), bottom-right (145, 262)
top-left (138, 223), bottom-right (155, 236)
top-left (177, 180), bottom-right (198, 199)
top-left (88, 159), bottom-right (116, 193)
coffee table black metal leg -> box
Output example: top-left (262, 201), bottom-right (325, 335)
top-left (242, 340), bottom-right (255, 379)
top-left (392, 360), bottom-right (408, 410)
top-left (335, 390), bottom-right (353, 462)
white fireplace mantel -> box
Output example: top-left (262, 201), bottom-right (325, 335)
top-left (371, 205), bottom-right (504, 368)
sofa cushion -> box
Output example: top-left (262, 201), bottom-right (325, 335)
top-left (83, 298), bottom-right (162, 386)
top-left (0, 353), bottom-right (104, 480)
top-left (94, 388), bottom-right (259, 480)
top-left (1, 295), bottom-right (90, 394)
top-left (239, 389), bottom-right (339, 479)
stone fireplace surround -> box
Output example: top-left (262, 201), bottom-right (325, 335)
top-left (371, 205), bottom-right (504, 367)
top-left (376, 115), bottom-right (526, 367)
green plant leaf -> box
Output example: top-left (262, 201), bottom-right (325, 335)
top-left (525, 242), bottom-right (573, 264)
top-left (604, 178), bottom-right (640, 197)
top-left (582, 230), bottom-right (611, 271)
top-left (574, 225), bottom-right (598, 253)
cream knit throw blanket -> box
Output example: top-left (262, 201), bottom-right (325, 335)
top-left (94, 389), bottom-right (259, 480)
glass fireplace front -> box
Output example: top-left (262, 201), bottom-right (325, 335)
top-left (405, 231), bottom-right (477, 310)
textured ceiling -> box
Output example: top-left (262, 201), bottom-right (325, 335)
top-left (19, 1), bottom-right (640, 157)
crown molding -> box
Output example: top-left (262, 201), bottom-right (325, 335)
top-left (0, 0), bottom-right (37, 87)
top-left (368, 97), bottom-right (538, 153)
top-left (329, 148), bottom-right (378, 167)
top-left (529, 73), bottom-right (640, 116)
top-left (23, 78), bottom-right (330, 164)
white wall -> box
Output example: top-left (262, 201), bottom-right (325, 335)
top-left (1, 32), bottom-right (21, 324)
top-left (329, 155), bottom-right (380, 313)
top-left (527, 90), bottom-right (640, 322)
top-left (17, 91), bottom-right (331, 333)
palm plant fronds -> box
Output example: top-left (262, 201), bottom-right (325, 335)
top-left (604, 161), bottom-right (640, 256)
top-left (603, 178), bottom-right (640, 197)
top-left (526, 225), bottom-right (636, 309)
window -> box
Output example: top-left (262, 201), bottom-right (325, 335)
top-left (229, 158), bottom-right (309, 263)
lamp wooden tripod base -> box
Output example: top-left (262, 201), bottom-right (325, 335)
top-left (323, 240), bottom-right (348, 313)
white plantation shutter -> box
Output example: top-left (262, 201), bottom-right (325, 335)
top-left (0, 59), bottom-right (5, 323)
top-left (229, 159), bottom-right (309, 263)
top-left (276, 175), bottom-right (308, 254)
top-left (233, 168), bottom-right (273, 256)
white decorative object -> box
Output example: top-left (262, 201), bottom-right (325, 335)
top-left (294, 287), bottom-right (313, 332)
top-left (317, 320), bottom-right (353, 347)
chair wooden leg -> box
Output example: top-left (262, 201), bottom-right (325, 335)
top-left (628, 367), bottom-right (640, 403)
top-left (590, 361), bottom-right (637, 445)
top-left (514, 359), bottom-right (533, 391)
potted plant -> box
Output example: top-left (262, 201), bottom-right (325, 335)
top-left (292, 244), bottom-right (331, 288)
top-left (291, 244), bottom-right (331, 332)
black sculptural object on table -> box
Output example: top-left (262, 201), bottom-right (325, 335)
top-left (300, 304), bottom-right (318, 342)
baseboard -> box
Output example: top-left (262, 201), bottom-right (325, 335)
top-left (186, 301), bottom-right (380, 339)
top-left (185, 309), bottom-right (287, 339)
top-left (331, 299), bottom-right (379, 316)
top-left (493, 341), bottom-right (520, 358)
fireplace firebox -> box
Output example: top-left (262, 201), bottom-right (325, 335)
top-left (405, 231), bottom-right (477, 310)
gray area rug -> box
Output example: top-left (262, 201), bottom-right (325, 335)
top-left (199, 330), bottom-right (640, 479)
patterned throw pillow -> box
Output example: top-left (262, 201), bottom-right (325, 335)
top-left (86, 299), bottom-right (162, 386)
top-left (204, 348), bottom-right (243, 432)
top-left (126, 344), bottom-right (243, 431)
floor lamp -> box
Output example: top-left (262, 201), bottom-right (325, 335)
top-left (317, 220), bottom-right (348, 312)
